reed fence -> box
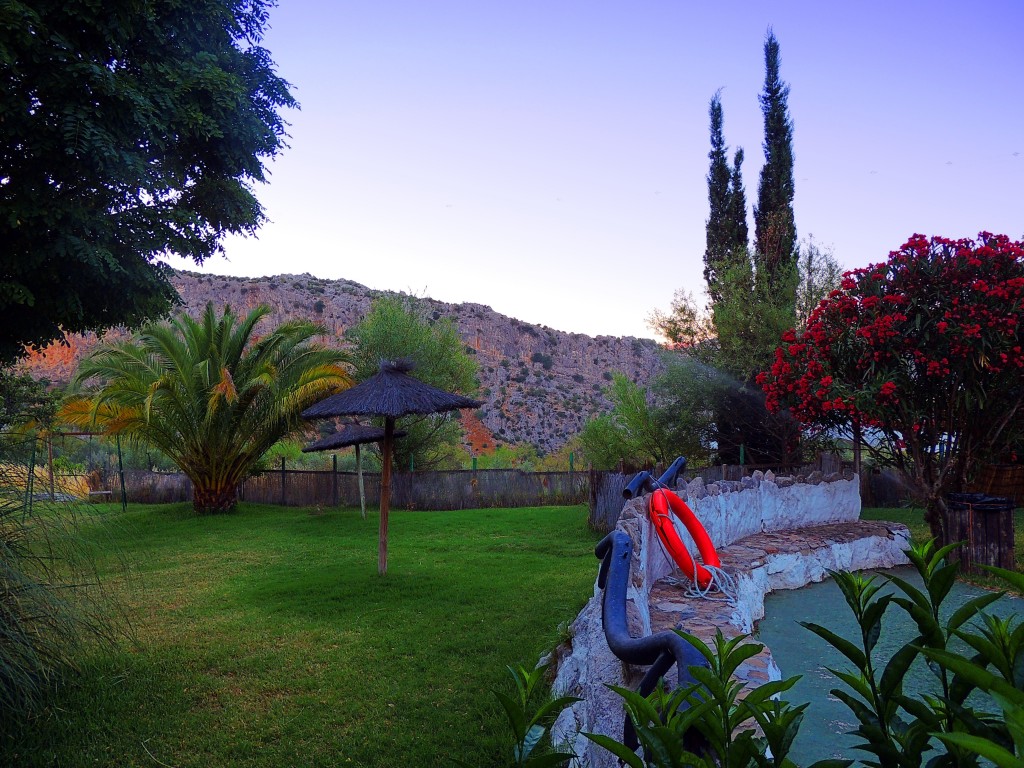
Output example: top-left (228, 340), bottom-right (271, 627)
top-left (96, 467), bottom-right (589, 510)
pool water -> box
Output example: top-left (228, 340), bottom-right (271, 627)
top-left (754, 568), bottom-right (1023, 765)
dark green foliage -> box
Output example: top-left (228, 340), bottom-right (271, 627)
top-left (704, 92), bottom-right (732, 304)
top-left (0, 0), bottom-right (296, 364)
top-left (753, 29), bottom-right (797, 298)
top-left (704, 93), bottom-right (750, 306)
top-left (531, 352), bottom-right (554, 370)
top-left (0, 369), bottom-right (58, 430)
top-left (346, 295), bottom-right (478, 470)
top-left (486, 663), bottom-right (579, 767)
top-left (726, 148), bottom-right (749, 260)
top-left (803, 540), bottom-right (1024, 767)
top-left (578, 372), bottom-right (670, 469)
top-left (0, 437), bottom-right (119, 729)
top-left (584, 629), bottom-right (834, 768)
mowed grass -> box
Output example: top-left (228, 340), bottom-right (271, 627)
top-left (2, 502), bottom-right (602, 767)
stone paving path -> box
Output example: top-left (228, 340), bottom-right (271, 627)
top-left (647, 519), bottom-right (911, 691)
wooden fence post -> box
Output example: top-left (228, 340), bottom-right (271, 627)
top-left (332, 453), bottom-right (338, 507)
top-left (280, 456), bottom-right (286, 506)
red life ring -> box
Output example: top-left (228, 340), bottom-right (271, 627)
top-left (649, 488), bottom-right (720, 588)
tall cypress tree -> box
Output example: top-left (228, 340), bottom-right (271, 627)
top-left (725, 147), bottom-right (749, 258)
top-left (753, 29), bottom-right (796, 292)
top-left (703, 92), bottom-right (732, 304)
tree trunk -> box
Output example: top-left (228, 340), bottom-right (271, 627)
top-left (924, 492), bottom-right (947, 545)
top-left (192, 482), bottom-right (238, 514)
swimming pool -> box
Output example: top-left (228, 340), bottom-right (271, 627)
top-left (755, 568), bottom-right (1023, 765)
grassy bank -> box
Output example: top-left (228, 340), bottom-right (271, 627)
top-left (2, 502), bottom-right (600, 767)
top-left (861, 505), bottom-right (1024, 575)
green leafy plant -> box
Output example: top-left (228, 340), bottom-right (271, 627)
top-left (802, 540), bottom-right (1020, 767)
top-left (584, 629), bottom-right (843, 768)
top-left (62, 303), bottom-right (350, 514)
top-left (0, 435), bottom-right (119, 728)
top-left (483, 663), bottom-right (579, 768)
top-left (921, 565), bottom-right (1024, 767)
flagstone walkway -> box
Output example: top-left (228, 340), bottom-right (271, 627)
top-left (646, 519), bottom-right (912, 690)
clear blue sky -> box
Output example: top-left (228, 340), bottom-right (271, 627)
top-left (164, 0), bottom-right (1024, 339)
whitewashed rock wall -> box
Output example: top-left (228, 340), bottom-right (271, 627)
top-left (548, 473), bottom-right (908, 767)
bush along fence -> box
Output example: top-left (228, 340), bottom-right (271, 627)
top-left (87, 466), bottom-right (588, 510)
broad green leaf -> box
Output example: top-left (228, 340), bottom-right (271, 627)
top-left (582, 732), bottom-right (645, 768)
top-left (518, 723), bottom-right (545, 762)
top-left (982, 565), bottom-right (1024, 594)
top-left (887, 574), bottom-right (932, 615)
top-left (880, 640), bottom-right (920, 700)
top-left (934, 733), bottom-right (1020, 768)
top-left (920, 648), bottom-right (1024, 707)
top-left (928, 541), bottom-right (964, 572)
top-left (532, 695), bottom-right (582, 724)
top-left (947, 590), bottom-right (1004, 633)
top-left (494, 689), bottom-right (527, 739)
top-left (830, 667), bottom-right (874, 702)
top-left (801, 621), bottom-right (867, 669)
top-left (830, 688), bottom-right (878, 727)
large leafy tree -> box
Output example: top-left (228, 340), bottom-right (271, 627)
top-left (62, 303), bottom-right (350, 514)
top-left (753, 29), bottom-right (797, 298)
top-left (759, 233), bottom-right (1024, 541)
top-left (346, 295), bottom-right (478, 471)
top-left (0, 0), bottom-right (296, 364)
top-left (578, 372), bottom-right (671, 470)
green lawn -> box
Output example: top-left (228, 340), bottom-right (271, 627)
top-left (2, 502), bottom-right (601, 767)
top-left (861, 505), bottom-right (1024, 577)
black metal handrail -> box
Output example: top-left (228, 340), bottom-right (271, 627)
top-left (595, 529), bottom-right (707, 751)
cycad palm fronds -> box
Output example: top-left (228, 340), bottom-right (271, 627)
top-left (62, 303), bottom-right (351, 513)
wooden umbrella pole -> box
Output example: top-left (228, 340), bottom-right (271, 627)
top-left (356, 443), bottom-right (366, 519)
top-left (378, 418), bottom-right (394, 575)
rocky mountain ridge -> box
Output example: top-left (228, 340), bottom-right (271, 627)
top-left (23, 270), bottom-right (665, 454)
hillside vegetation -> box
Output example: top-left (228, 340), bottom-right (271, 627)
top-left (23, 271), bottom-right (664, 454)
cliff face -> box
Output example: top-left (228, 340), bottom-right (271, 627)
top-left (23, 271), bottom-right (664, 454)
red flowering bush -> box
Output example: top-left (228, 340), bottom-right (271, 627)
top-left (758, 233), bottom-right (1024, 539)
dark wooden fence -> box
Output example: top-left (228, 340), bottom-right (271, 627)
top-left (101, 467), bottom-right (588, 510)
top-left (588, 470), bottom-right (629, 532)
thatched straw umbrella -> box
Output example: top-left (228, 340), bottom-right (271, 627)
top-left (302, 424), bottom-right (406, 519)
top-left (301, 359), bottom-right (482, 574)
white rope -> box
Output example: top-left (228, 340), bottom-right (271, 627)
top-left (682, 564), bottom-right (737, 604)
top-left (662, 564), bottom-right (737, 603)
top-left (656, 505), bottom-right (738, 604)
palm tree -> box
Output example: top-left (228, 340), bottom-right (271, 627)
top-left (62, 303), bottom-right (351, 514)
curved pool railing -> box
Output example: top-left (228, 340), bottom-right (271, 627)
top-left (595, 530), bottom-right (708, 751)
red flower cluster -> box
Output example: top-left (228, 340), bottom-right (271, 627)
top-left (758, 233), bottom-right (1024, 433)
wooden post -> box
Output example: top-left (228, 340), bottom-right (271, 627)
top-left (356, 443), bottom-right (366, 519)
top-left (378, 419), bottom-right (394, 575)
top-left (280, 456), bottom-right (286, 506)
top-left (332, 454), bottom-right (338, 507)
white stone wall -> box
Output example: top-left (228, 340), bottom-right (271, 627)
top-left (549, 473), bottom-right (908, 767)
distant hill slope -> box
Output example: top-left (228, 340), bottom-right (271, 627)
top-left (23, 271), bottom-right (665, 454)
